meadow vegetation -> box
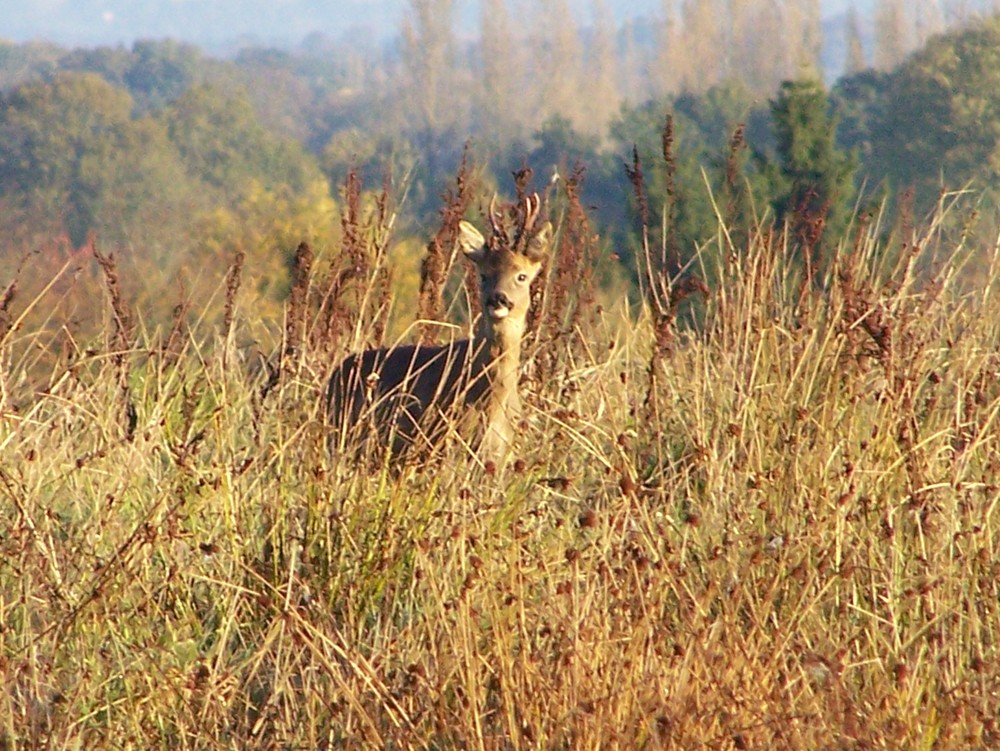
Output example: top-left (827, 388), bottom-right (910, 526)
top-left (1, 155), bottom-right (998, 749)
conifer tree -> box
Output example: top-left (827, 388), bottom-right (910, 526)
top-left (770, 78), bottom-right (856, 268)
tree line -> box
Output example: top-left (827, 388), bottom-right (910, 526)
top-left (2, 7), bottom-right (1000, 328)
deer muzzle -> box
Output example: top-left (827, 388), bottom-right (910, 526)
top-left (486, 292), bottom-right (513, 320)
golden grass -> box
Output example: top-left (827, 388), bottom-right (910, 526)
top-left (1, 202), bottom-right (999, 749)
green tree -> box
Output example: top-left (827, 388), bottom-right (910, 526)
top-left (521, 114), bottom-right (621, 236)
top-left (191, 177), bottom-right (339, 309)
top-left (0, 39), bottom-right (62, 91)
top-left (609, 81), bottom-right (771, 275)
top-left (769, 78), bottom-right (856, 262)
top-left (865, 18), bottom-right (1000, 212)
top-left (527, 116), bottom-right (601, 180)
top-left (831, 69), bottom-right (891, 170)
top-left (57, 45), bottom-right (133, 89)
top-left (827, 17), bottom-right (1000, 224)
top-left (125, 39), bottom-right (201, 112)
top-left (0, 72), bottom-right (192, 246)
top-left (161, 84), bottom-right (320, 198)
top-left (231, 47), bottom-right (348, 150)
top-left (321, 127), bottom-right (417, 193)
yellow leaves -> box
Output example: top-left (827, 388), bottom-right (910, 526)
top-left (384, 236), bottom-right (427, 338)
top-left (192, 177), bottom-right (339, 302)
top-left (183, 178), bottom-right (451, 343)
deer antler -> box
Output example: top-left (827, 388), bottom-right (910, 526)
top-left (488, 194), bottom-right (504, 241)
top-left (522, 193), bottom-right (540, 236)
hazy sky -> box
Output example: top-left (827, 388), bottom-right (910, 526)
top-left (1, 0), bottom-right (871, 50)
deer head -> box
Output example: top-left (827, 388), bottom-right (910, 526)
top-left (458, 194), bottom-right (552, 341)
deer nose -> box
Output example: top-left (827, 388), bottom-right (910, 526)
top-left (488, 292), bottom-right (513, 311)
top-left (486, 292), bottom-right (513, 320)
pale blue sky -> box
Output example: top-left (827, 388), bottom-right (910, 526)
top-left (0, 0), bottom-right (875, 50)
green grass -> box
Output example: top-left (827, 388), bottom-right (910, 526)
top-left (1, 203), bottom-right (999, 749)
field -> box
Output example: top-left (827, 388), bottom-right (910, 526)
top-left (1, 188), bottom-right (999, 749)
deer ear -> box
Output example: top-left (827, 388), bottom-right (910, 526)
top-left (458, 220), bottom-right (486, 262)
top-left (525, 222), bottom-right (553, 263)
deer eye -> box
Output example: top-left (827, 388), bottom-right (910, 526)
top-left (517, 272), bottom-right (529, 283)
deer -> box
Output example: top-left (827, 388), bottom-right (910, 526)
top-left (326, 194), bottom-right (552, 466)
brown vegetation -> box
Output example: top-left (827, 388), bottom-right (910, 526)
top-left (1, 173), bottom-right (999, 748)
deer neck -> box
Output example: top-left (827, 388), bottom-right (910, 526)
top-left (467, 318), bottom-right (523, 461)
top-left (473, 318), bottom-right (523, 404)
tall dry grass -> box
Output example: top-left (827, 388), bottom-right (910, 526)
top-left (1, 176), bottom-right (998, 749)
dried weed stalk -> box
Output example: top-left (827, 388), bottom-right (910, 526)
top-left (260, 240), bottom-right (313, 403)
top-left (222, 248), bottom-right (246, 342)
top-left (627, 124), bottom-right (707, 417)
top-left (0, 279), bottom-right (16, 347)
top-left (0, 278), bottom-right (16, 413)
top-left (311, 168), bottom-right (365, 353)
top-left (311, 167), bottom-right (395, 356)
top-left (160, 295), bottom-right (191, 369)
top-left (93, 243), bottom-right (137, 441)
top-left (532, 165), bottom-right (598, 387)
top-left (418, 145), bottom-right (475, 344)
top-left (367, 174), bottom-right (395, 347)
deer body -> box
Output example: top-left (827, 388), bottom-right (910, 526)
top-left (326, 197), bottom-right (551, 464)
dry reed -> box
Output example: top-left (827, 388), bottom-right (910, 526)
top-left (1, 163), bottom-right (998, 750)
